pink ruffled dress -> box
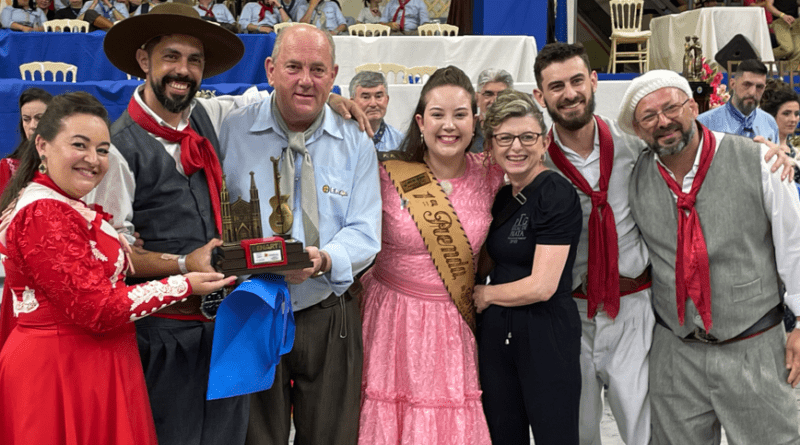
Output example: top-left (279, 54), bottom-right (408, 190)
top-left (359, 152), bottom-right (504, 444)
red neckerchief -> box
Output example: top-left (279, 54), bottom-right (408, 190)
top-left (258, 0), bottom-right (274, 21)
top-left (31, 172), bottom-right (112, 221)
top-left (127, 96), bottom-right (223, 235)
top-left (199, 4), bottom-right (215, 17)
top-left (548, 116), bottom-right (620, 319)
top-left (392, 0), bottom-right (410, 31)
top-left (655, 123), bottom-right (714, 332)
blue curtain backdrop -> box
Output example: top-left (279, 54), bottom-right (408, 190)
top-left (473, 0), bottom-right (560, 49)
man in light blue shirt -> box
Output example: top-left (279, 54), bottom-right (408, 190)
top-left (79, 0), bottom-right (128, 23)
top-left (381, 0), bottom-right (428, 33)
top-left (297, 0), bottom-right (346, 34)
top-left (697, 59), bottom-right (780, 144)
top-left (238, 0), bottom-right (288, 33)
top-left (349, 71), bottom-right (405, 152)
top-left (219, 24), bottom-right (380, 445)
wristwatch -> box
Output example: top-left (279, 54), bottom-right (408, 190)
top-left (178, 255), bottom-right (189, 274)
top-left (276, 4), bottom-right (283, 9)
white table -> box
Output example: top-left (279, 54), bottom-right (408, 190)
top-left (332, 35), bottom-right (538, 86)
top-left (650, 7), bottom-right (773, 72)
top-left (340, 79), bottom-right (634, 137)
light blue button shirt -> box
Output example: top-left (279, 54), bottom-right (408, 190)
top-left (296, 0), bottom-right (346, 32)
top-left (238, 2), bottom-right (282, 29)
top-left (697, 101), bottom-right (779, 144)
top-left (193, 4), bottom-right (235, 24)
top-left (80, 0), bottom-right (129, 20)
top-left (375, 121), bottom-right (404, 152)
top-left (219, 98), bottom-right (382, 311)
top-left (381, 0), bottom-right (429, 31)
top-left (1, 7), bottom-right (47, 28)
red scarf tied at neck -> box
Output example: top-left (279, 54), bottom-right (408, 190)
top-left (127, 97), bottom-right (224, 236)
top-left (548, 116), bottom-right (620, 319)
top-left (199, 3), bottom-right (215, 17)
top-left (655, 123), bottom-right (714, 332)
top-left (258, 0), bottom-right (274, 21)
top-left (392, 0), bottom-right (410, 31)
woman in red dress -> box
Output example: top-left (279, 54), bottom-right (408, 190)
top-left (0, 92), bottom-right (234, 445)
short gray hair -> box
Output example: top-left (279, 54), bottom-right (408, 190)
top-left (483, 89), bottom-right (545, 146)
top-left (476, 68), bottom-right (514, 91)
top-left (349, 71), bottom-right (388, 98)
top-left (271, 24), bottom-right (336, 66)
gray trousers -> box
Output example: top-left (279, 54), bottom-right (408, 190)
top-left (650, 323), bottom-right (800, 445)
top-left (245, 293), bottom-right (363, 445)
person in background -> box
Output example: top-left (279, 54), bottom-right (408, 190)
top-left (79, 0), bottom-right (127, 27)
top-left (474, 88), bottom-right (583, 445)
top-left (54, 0), bottom-right (108, 31)
top-left (1, 88), bottom-right (53, 194)
top-left (194, 0), bottom-right (236, 32)
top-left (359, 65), bottom-right (502, 444)
top-left (356, 0), bottom-right (381, 24)
top-left (349, 71), bottom-right (404, 152)
top-left (238, 0), bottom-right (288, 34)
top-left (1, 0), bottom-right (46, 31)
top-left (697, 59), bottom-right (779, 143)
top-left (760, 78), bottom-right (800, 161)
top-left (471, 68), bottom-right (513, 153)
top-left (765, 0), bottom-right (800, 68)
top-left (35, 0), bottom-right (54, 21)
top-left (0, 91), bottom-right (235, 445)
top-left (381, 0), bottom-right (428, 34)
top-left (131, 0), bottom-right (167, 16)
top-left (297, 0), bottom-right (346, 34)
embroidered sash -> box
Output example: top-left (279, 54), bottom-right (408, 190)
top-left (383, 160), bottom-right (477, 333)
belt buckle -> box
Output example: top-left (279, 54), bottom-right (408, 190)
top-left (690, 327), bottom-right (719, 344)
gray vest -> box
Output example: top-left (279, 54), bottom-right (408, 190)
top-left (111, 104), bottom-right (220, 281)
top-left (629, 132), bottom-right (781, 341)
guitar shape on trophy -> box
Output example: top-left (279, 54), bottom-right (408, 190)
top-left (269, 156), bottom-right (293, 235)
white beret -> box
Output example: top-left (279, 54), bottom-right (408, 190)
top-left (617, 70), bottom-right (693, 135)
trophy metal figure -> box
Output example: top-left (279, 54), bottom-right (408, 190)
top-left (215, 158), bottom-right (312, 275)
top-left (683, 35), bottom-right (703, 81)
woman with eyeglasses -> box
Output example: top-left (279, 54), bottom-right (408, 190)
top-left (473, 89), bottom-right (583, 445)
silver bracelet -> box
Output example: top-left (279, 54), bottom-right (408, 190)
top-left (178, 255), bottom-right (189, 274)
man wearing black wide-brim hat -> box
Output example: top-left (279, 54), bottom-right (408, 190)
top-left (90, 4), bottom-right (258, 445)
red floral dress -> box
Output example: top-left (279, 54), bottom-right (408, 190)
top-left (0, 174), bottom-right (194, 445)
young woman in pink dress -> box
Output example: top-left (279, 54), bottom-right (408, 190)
top-left (0, 92), bottom-right (234, 445)
top-left (358, 66), bottom-right (503, 444)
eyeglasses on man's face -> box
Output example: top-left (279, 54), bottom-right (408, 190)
top-left (636, 98), bottom-right (691, 129)
top-left (492, 132), bottom-right (545, 148)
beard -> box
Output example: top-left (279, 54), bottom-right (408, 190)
top-left (647, 121), bottom-right (696, 157)
top-left (150, 74), bottom-right (199, 114)
top-left (732, 93), bottom-right (757, 116)
top-left (546, 90), bottom-right (596, 132)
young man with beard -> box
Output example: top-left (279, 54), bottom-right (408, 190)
top-left (698, 59), bottom-right (780, 143)
top-left (349, 70), bottom-right (403, 152)
top-left (532, 42), bottom-right (653, 445)
top-left (621, 69), bottom-right (800, 445)
top-left (220, 24), bottom-right (380, 445)
top-left (89, 5), bottom-right (367, 445)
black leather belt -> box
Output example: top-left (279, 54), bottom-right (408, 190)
top-left (654, 304), bottom-right (784, 345)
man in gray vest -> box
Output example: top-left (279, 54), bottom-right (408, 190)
top-left (620, 69), bottom-right (800, 444)
top-left (90, 5), bottom-right (367, 445)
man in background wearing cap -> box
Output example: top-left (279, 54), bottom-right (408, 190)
top-left (220, 24), bottom-right (380, 445)
top-left (349, 70), bottom-right (404, 152)
top-left (532, 41), bottom-right (653, 445)
top-left (90, 5), bottom-right (367, 445)
top-left (621, 69), bottom-right (800, 444)
top-left (697, 59), bottom-right (780, 143)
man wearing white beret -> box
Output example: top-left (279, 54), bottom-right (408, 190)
top-left (621, 69), bottom-right (800, 444)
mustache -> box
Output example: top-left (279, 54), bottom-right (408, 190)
top-left (653, 123), bottom-right (682, 139)
top-left (161, 74), bottom-right (197, 91)
top-left (558, 96), bottom-right (583, 108)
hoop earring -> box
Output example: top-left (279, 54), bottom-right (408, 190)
top-left (38, 156), bottom-right (47, 174)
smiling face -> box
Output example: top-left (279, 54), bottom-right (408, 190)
top-left (775, 100), bottom-right (800, 141)
top-left (35, 113), bottom-right (110, 199)
top-left (266, 26), bottom-right (338, 132)
top-left (35, 0), bottom-right (50, 10)
top-left (632, 87), bottom-right (699, 158)
top-left (353, 84), bottom-right (389, 129)
top-left (137, 34), bottom-right (204, 117)
top-left (490, 115), bottom-right (547, 186)
top-left (534, 56), bottom-right (597, 132)
top-left (414, 84), bottom-right (474, 163)
top-left (477, 81), bottom-right (509, 117)
top-left (21, 100), bottom-right (48, 140)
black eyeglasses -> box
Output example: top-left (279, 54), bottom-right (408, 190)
top-left (636, 98), bottom-right (691, 129)
top-left (492, 132), bottom-right (544, 147)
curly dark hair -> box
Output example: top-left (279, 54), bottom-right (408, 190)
top-left (760, 78), bottom-right (800, 118)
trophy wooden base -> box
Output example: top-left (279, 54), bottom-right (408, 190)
top-left (215, 236), bottom-right (313, 276)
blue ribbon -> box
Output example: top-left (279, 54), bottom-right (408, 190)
top-left (207, 274), bottom-right (295, 400)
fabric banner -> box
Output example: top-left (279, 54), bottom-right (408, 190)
top-left (207, 274), bottom-right (294, 400)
